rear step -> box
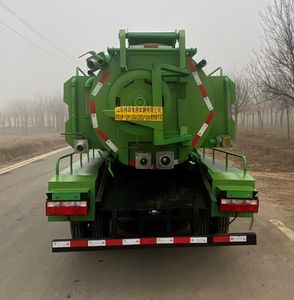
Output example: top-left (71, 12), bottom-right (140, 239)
top-left (52, 232), bottom-right (256, 252)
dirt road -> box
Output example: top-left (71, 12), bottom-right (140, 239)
top-left (0, 149), bottom-right (293, 300)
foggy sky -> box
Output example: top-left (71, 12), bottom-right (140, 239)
top-left (0, 0), bottom-right (270, 103)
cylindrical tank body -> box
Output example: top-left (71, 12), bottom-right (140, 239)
top-left (64, 30), bottom-right (235, 167)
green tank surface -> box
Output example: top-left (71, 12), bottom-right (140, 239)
top-left (64, 29), bottom-right (235, 167)
top-left (46, 30), bottom-right (259, 252)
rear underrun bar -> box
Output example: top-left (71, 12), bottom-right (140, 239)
top-left (52, 232), bottom-right (256, 252)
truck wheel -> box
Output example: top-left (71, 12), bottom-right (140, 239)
top-left (209, 217), bottom-right (230, 234)
top-left (198, 209), bottom-right (210, 235)
top-left (70, 220), bottom-right (101, 239)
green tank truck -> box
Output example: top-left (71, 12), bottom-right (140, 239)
top-left (46, 30), bottom-right (258, 251)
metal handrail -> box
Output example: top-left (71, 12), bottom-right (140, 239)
top-left (208, 67), bottom-right (223, 77)
top-left (55, 150), bottom-right (96, 175)
top-left (202, 148), bottom-right (248, 177)
top-left (56, 152), bottom-right (74, 175)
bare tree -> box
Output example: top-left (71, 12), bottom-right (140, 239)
top-left (231, 72), bottom-right (252, 126)
top-left (251, 0), bottom-right (294, 138)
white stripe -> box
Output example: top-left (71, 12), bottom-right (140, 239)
top-left (0, 146), bottom-right (70, 175)
top-left (190, 237), bottom-right (208, 244)
top-left (105, 139), bottom-right (118, 152)
top-left (92, 81), bottom-right (103, 96)
top-left (204, 97), bottom-right (213, 111)
top-left (52, 241), bottom-right (70, 248)
top-left (156, 237), bottom-right (174, 244)
top-left (230, 236), bottom-right (247, 242)
top-left (88, 240), bottom-right (106, 247)
top-left (192, 71), bottom-right (202, 86)
top-left (123, 239), bottom-right (140, 245)
top-left (198, 123), bottom-right (209, 137)
top-left (157, 45), bottom-right (173, 49)
top-left (129, 45), bottom-right (144, 48)
top-left (270, 219), bottom-right (294, 242)
top-left (91, 113), bottom-right (98, 128)
top-left (129, 45), bottom-right (173, 49)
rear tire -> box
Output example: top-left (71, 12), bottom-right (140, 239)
top-left (209, 217), bottom-right (230, 234)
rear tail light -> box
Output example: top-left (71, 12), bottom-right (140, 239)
top-left (46, 201), bottom-right (88, 216)
top-left (219, 198), bottom-right (259, 213)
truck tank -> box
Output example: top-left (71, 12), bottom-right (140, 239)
top-left (47, 30), bottom-right (258, 252)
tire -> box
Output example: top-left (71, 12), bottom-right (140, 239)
top-left (209, 217), bottom-right (230, 234)
top-left (198, 209), bottom-right (210, 235)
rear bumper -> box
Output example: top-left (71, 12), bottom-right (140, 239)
top-left (52, 232), bottom-right (256, 252)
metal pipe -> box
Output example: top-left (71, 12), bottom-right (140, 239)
top-left (55, 152), bottom-right (75, 175)
top-left (71, 77), bottom-right (78, 134)
top-left (208, 67), bottom-right (223, 77)
top-left (85, 76), bottom-right (95, 88)
top-left (70, 155), bottom-right (73, 174)
top-left (224, 77), bottom-right (231, 135)
top-left (80, 153), bottom-right (83, 167)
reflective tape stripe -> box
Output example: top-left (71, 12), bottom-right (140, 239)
top-left (140, 237), bottom-right (156, 245)
top-left (71, 240), bottom-right (88, 247)
top-left (198, 123), bottom-right (209, 137)
top-left (187, 58), bottom-right (214, 112)
top-left (91, 70), bottom-right (110, 96)
top-left (205, 111), bottom-right (215, 125)
top-left (123, 239), bottom-right (140, 245)
top-left (99, 69), bottom-right (110, 84)
top-left (91, 113), bottom-right (98, 128)
top-left (106, 239), bottom-right (122, 246)
top-left (213, 236), bottom-right (230, 243)
top-left (156, 237), bottom-right (174, 244)
top-left (190, 237), bottom-right (208, 244)
top-left (95, 129), bottom-right (118, 153)
top-left (198, 84), bottom-right (208, 98)
top-left (230, 236), bottom-right (247, 242)
top-left (52, 234), bottom-right (253, 250)
top-left (89, 99), bottom-right (98, 128)
top-left (95, 128), bottom-right (108, 141)
top-left (192, 71), bottom-right (202, 86)
top-left (52, 241), bottom-right (70, 248)
top-left (174, 237), bottom-right (190, 244)
top-left (192, 135), bottom-right (201, 148)
top-left (89, 99), bottom-right (96, 113)
top-left (105, 139), bottom-right (118, 153)
top-left (192, 111), bottom-right (215, 147)
top-left (204, 97), bottom-right (213, 111)
top-left (88, 240), bottom-right (106, 247)
top-left (92, 82), bottom-right (103, 96)
top-left (187, 57), bottom-right (196, 72)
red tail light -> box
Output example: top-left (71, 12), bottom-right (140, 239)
top-left (46, 201), bottom-right (88, 216)
top-left (219, 198), bottom-right (259, 213)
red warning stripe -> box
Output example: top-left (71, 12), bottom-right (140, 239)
top-left (174, 236), bottom-right (190, 244)
top-left (106, 239), bottom-right (123, 246)
top-left (99, 69), bottom-right (110, 84)
top-left (70, 240), bottom-right (88, 248)
top-left (140, 237), bottom-right (157, 245)
top-left (192, 135), bottom-right (201, 148)
top-left (212, 236), bottom-right (230, 243)
top-left (205, 111), bottom-right (215, 125)
top-left (192, 111), bottom-right (216, 148)
top-left (95, 129), bottom-right (109, 142)
top-left (89, 99), bottom-right (96, 114)
top-left (198, 84), bottom-right (208, 98)
top-left (143, 44), bottom-right (159, 48)
top-left (187, 57), bottom-right (196, 72)
top-left (52, 234), bottom-right (254, 251)
top-left (129, 160), bottom-right (136, 167)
